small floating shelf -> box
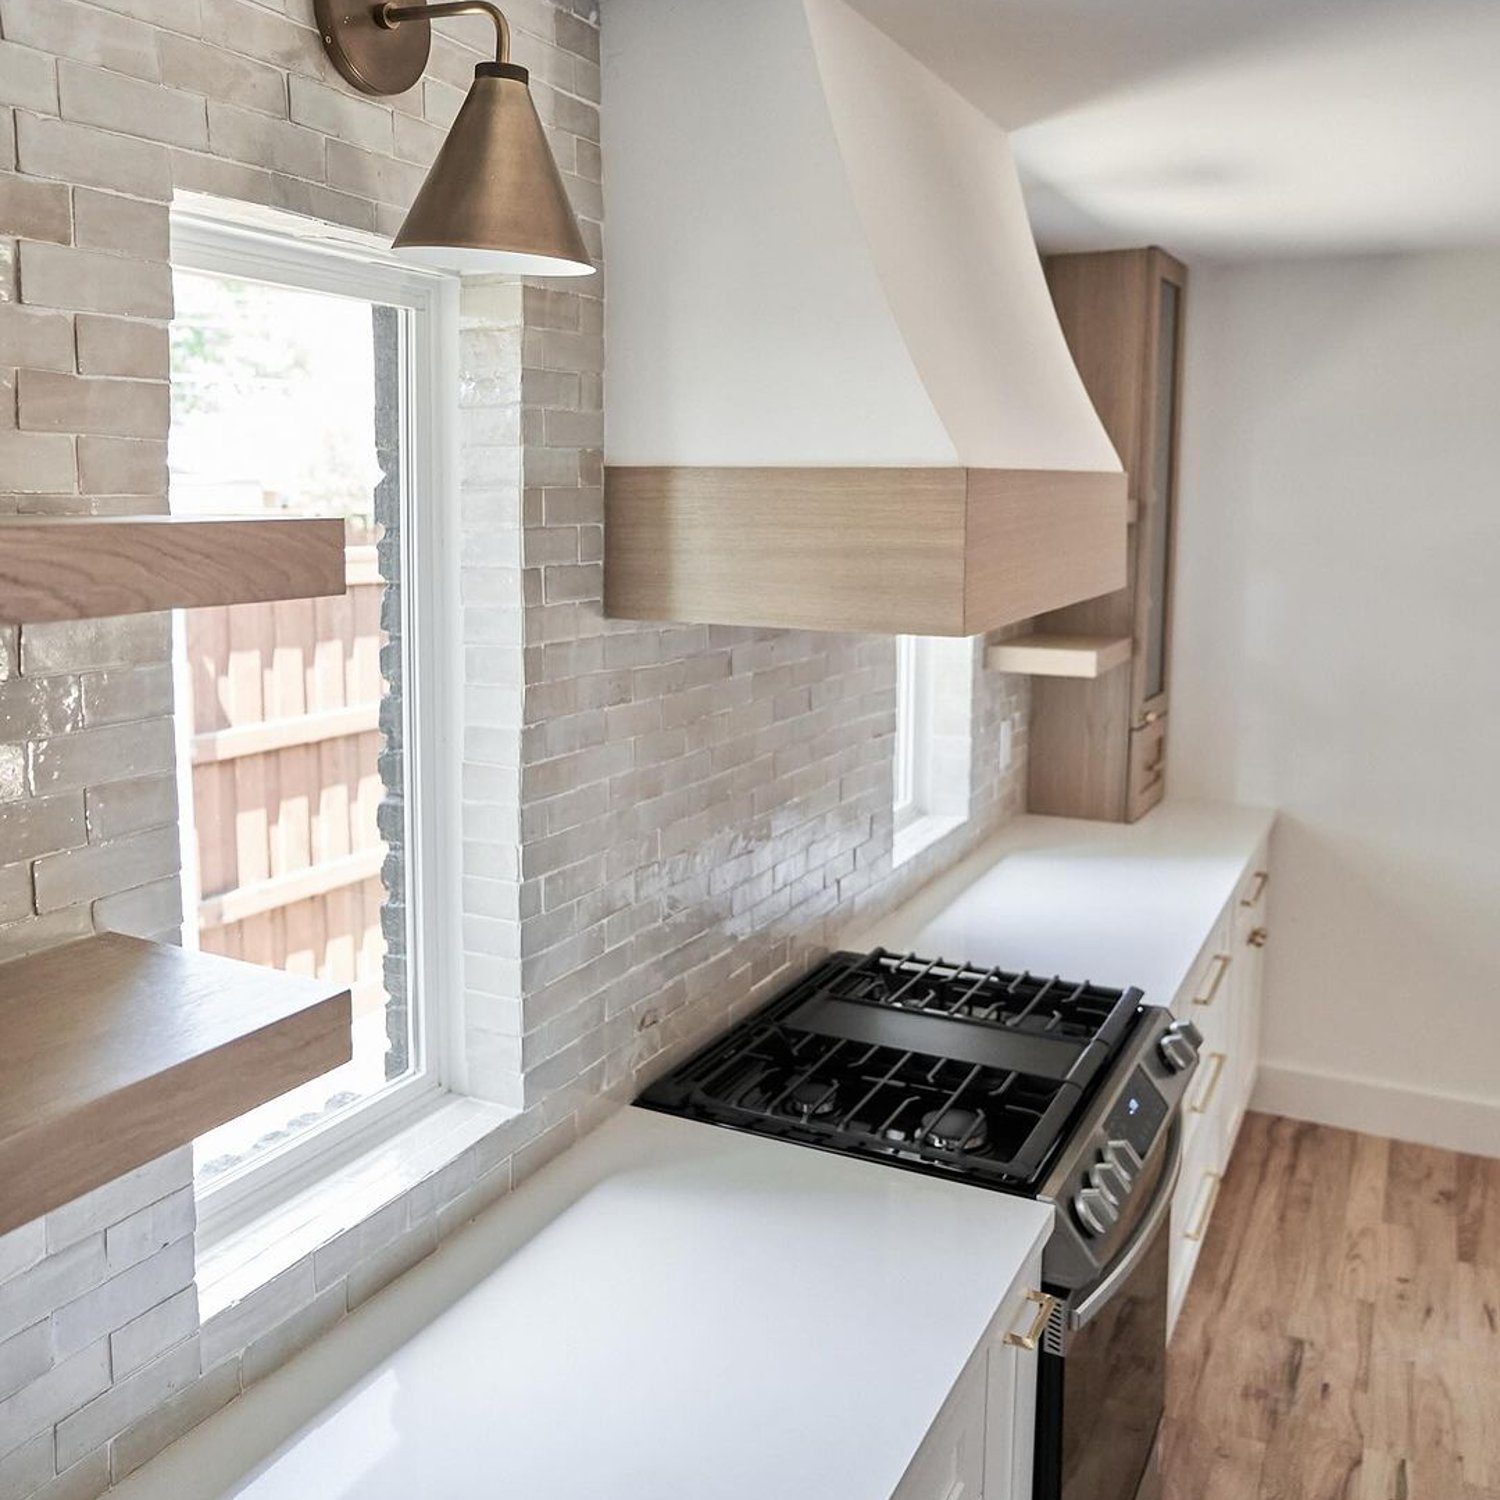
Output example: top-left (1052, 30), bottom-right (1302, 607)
top-left (0, 934), bottom-right (351, 1235)
top-left (987, 632), bottom-right (1133, 679)
top-left (0, 516), bottom-right (346, 623)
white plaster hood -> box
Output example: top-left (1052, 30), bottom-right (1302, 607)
top-left (602, 0), bottom-right (1120, 473)
top-left (599, 0), bottom-right (1127, 637)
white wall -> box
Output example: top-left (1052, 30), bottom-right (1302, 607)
top-left (1173, 249), bottom-right (1500, 1156)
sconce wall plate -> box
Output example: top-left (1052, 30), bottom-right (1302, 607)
top-left (314, 0), bottom-right (431, 96)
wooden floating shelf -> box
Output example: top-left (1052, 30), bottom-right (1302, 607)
top-left (986, 632), bottom-right (1134, 679)
top-left (0, 516), bottom-right (347, 624)
top-left (0, 934), bottom-right (351, 1236)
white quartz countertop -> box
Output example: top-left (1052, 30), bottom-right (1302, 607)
top-left (846, 799), bottom-right (1275, 1007)
top-left (127, 1109), bottom-right (1050, 1500)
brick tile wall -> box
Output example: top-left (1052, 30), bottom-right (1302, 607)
top-left (0, 0), bottom-right (1030, 1491)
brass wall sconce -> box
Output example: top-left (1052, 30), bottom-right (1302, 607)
top-left (314, 0), bottom-right (595, 276)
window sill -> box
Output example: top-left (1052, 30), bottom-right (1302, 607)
top-left (197, 1092), bottom-right (519, 1358)
top-left (892, 813), bottom-right (965, 868)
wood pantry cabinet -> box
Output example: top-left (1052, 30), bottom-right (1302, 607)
top-left (891, 1243), bottom-right (1047, 1500)
top-left (1023, 249), bottom-right (1187, 823)
top-left (1167, 846), bottom-right (1270, 1333)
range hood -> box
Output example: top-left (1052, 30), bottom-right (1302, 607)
top-left (601, 0), bottom-right (1127, 636)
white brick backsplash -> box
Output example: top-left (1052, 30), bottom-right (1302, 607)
top-left (32, 1449), bottom-right (111, 1500)
top-left (19, 616), bottom-right (170, 678)
top-left (237, 1285), bottom-right (344, 1389)
top-left (75, 437), bottom-right (166, 499)
top-left (0, 432), bottom-right (77, 494)
top-left (0, 174), bottom-right (70, 244)
top-left (45, 1152), bottom-right (191, 1255)
top-left (0, 1242), bottom-right (105, 1350)
top-left (102, 1191), bottom-right (194, 1276)
top-left (287, 74), bottom-right (393, 154)
top-left (0, 305), bottom-right (74, 372)
top-left (54, 1337), bottom-right (198, 1469)
top-left (13, 114), bottom-right (171, 200)
top-left (56, 62), bottom-right (209, 150)
top-left (107, 1358), bottom-right (238, 1484)
top-left (29, 721), bottom-right (174, 796)
top-left (0, 1320), bottom-right (52, 1405)
top-left (206, 100), bottom-right (324, 181)
top-left (0, 792), bottom-right (83, 867)
top-left (157, 35), bottom-right (288, 119)
top-left (74, 316), bottom-right (170, 381)
top-left (0, 745), bottom-right (24, 802)
top-left (0, 860), bottom-right (33, 924)
top-left (0, 39), bottom-right (58, 113)
top-left (198, 1259), bottom-right (315, 1372)
top-left (50, 1237), bottom-right (194, 1363)
top-left (91, 876), bottom-right (182, 940)
top-left (16, 370), bottom-right (170, 438)
top-left (0, 1431), bottom-right (55, 1499)
top-left (0, 1340), bottom-right (109, 1464)
top-left (107, 1288), bottom-right (197, 1382)
top-left (0, 0), bottom-right (161, 83)
top-left (83, 774), bottom-right (178, 846)
top-left (33, 824), bottom-right (179, 912)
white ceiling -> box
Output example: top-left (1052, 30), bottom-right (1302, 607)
top-left (844, 0), bottom-right (1500, 260)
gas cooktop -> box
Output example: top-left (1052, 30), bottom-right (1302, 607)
top-left (638, 949), bottom-right (1146, 1191)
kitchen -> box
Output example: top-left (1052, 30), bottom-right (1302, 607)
top-left (0, 0), bottom-right (1495, 1498)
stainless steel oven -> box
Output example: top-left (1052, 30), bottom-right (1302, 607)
top-left (632, 947), bottom-right (1202, 1500)
top-left (1032, 1119), bottom-right (1181, 1500)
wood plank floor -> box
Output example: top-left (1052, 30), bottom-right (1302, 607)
top-left (1163, 1112), bottom-right (1500, 1499)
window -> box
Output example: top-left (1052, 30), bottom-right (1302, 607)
top-left (893, 636), bottom-right (975, 864)
top-left (893, 635), bottom-right (925, 833)
top-left (168, 211), bottom-right (457, 1232)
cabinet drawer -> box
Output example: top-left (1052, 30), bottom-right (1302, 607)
top-left (1181, 1041), bottom-right (1232, 1158)
top-left (1126, 717), bottom-right (1168, 821)
top-left (1169, 1122), bottom-right (1224, 1334)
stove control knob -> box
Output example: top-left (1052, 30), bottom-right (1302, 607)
top-left (1092, 1157), bottom-right (1130, 1201)
top-left (1103, 1138), bottom-right (1144, 1186)
top-left (1158, 1019), bottom-right (1203, 1074)
top-left (1074, 1185), bottom-right (1119, 1238)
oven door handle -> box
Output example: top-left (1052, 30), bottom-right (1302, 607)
top-left (1068, 1119), bottom-right (1182, 1332)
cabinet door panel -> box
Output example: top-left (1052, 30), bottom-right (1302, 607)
top-left (891, 1347), bottom-right (988, 1500)
top-left (983, 1246), bottom-right (1046, 1500)
top-left (1127, 716), bottom-right (1168, 821)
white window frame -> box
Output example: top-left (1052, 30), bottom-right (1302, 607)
top-left (168, 208), bottom-right (463, 1246)
top-left (893, 635), bottom-right (927, 833)
top-left (893, 635), bottom-right (974, 865)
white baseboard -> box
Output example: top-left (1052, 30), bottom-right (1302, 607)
top-left (1253, 1063), bottom-right (1500, 1158)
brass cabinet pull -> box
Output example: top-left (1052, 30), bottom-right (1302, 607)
top-left (1184, 1171), bottom-right (1223, 1243)
top-left (1240, 870), bottom-right (1269, 908)
top-left (1247, 926), bottom-right (1268, 949)
top-left (1190, 1051), bottom-right (1227, 1115)
top-left (1192, 953), bottom-right (1232, 1008)
top-left (1004, 1288), bottom-right (1059, 1351)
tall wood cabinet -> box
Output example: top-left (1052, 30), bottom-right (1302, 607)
top-left (1026, 248), bottom-right (1186, 822)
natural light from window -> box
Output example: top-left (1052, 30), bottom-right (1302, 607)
top-left (168, 233), bottom-right (428, 1205)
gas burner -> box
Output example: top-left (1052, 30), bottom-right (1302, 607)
top-left (921, 1107), bottom-right (990, 1154)
top-left (785, 1080), bottom-right (838, 1119)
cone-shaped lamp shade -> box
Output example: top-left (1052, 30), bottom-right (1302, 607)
top-left (394, 63), bottom-right (594, 277)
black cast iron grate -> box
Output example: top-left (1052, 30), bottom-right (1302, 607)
top-left (639, 950), bottom-right (1143, 1190)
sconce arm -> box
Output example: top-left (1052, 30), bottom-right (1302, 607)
top-left (379, 1), bottom-right (510, 64)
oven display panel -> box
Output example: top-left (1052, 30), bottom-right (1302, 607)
top-left (1104, 1068), bottom-right (1168, 1158)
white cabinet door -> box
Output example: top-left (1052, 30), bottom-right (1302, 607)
top-left (983, 1246), bottom-right (1047, 1500)
top-left (890, 1348), bottom-right (988, 1500)
top-left (889, 1244), bottom-right (1047, 1500)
